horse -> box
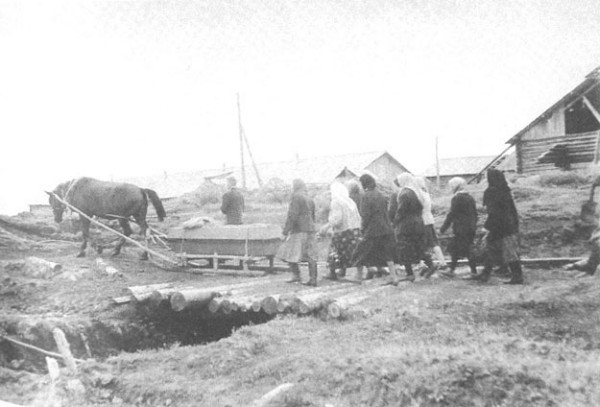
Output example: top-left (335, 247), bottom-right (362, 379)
top-left (47, 177), bottom-right (166, 259)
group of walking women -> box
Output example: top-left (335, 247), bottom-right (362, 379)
top-left (276, 168), bottom-right (523, 287)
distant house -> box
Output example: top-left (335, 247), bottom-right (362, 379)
top-left (120, 151), bottom-right (410, 197)
top-left (422, 154), bottom-right (516, 186)
top-left (29, 204), bottom-right (53, 216)
top-left (507, 66), bottom-right (600, 174)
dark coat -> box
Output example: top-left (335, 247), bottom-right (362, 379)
top-left (283, 192), bottom-right (316, 235)
top-left (390, 189), bottom-right (423, 231)
top-left (483, 169), bottom-right (519, 241)
top-left (390, 188), bottom-right (427, 264)
top-left (359, 188), bottom-right (393, 238)
top-left (440, 192), bottom-right (477, 236)
top-left (221, 188), bottom-right (244, 225)
top-left (441, 191), bottom-right (478, 258)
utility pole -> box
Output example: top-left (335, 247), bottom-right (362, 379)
top-left (435, 136), bottom-right (440, 189)
top-left (236, 93), bottom-right (263, 188)
top-left (237, 93), bottom-right (247, 189)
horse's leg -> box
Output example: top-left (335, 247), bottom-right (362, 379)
top-left (136, 217), bottom-right (149, 261)
top-left (78, 218), bottom-right (90, 257)
top-left (113, 219), bottom-right (132, 257)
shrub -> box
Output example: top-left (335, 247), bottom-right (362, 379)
top-left (183, 181), bottom-right (225, 206)
top-left (257, 178), bottom-right (292, 204)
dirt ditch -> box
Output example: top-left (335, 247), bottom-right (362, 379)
top-left (0, 302), bottom-right (276, 374)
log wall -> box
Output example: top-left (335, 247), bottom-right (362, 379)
top-left (518, 130), bottom-right (600, 174)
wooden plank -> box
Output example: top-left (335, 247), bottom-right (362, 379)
top-left (111, 295), bottom-right (133, 305)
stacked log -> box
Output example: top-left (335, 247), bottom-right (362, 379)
top-left (128, 283), bottom-right (174, 302)
top-left (127, 278), bottom-right (392, 318)
top-left (170, 289), bottom-right (218, 312)
top-left (148, 286), bottom-right (195, 307)
top-left (326, 286), bottom-right (389, 320)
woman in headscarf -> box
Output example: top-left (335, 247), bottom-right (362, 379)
top-left (390, 173), bottom-right (436, 281)
top-left (350, 174), bottom-right (400, 285)
top-left (439, 177), bottom-right (478, 277)
top-left (319, 182), bottom-right (362, 280)
top-left (276, 178), bottom-right (319, 286)
top-left (471, 169), bottom-right (523, 284)
top-left (346, 179), bottom-right (363, 209)
top-left (416, 176), bottom-right (448, 269)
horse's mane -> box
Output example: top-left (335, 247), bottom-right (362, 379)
top-left (54, 179), bottom-right (78, 198)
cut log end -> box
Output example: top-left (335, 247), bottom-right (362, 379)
top-left (170, 289), bottom-right (216, 312)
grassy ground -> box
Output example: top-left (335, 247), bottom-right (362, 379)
top-left (2, 175), bottom-right (600, 406)
top-left (86, 268), bottom-right (600, 407)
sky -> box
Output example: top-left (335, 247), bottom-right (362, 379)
top-left (1, 0), bottom-right (600, 214)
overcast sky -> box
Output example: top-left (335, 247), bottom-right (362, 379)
top-left (1, 0), bottom-right (600, 214)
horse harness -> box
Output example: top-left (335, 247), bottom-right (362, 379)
top-left (60, 178), bottom-right (82, 216)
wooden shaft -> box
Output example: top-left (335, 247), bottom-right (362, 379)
top-left (0, 334), bottom-right (83, 363)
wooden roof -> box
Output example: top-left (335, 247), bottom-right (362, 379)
top-left (507, 66), bottom-right (600, 145)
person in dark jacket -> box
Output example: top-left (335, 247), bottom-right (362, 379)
top-left (471, 169), bottom-right (523, 284)
top-left (351, 174), bottom-right (400, 285)
top-left (220, 176), bottom-right (244, 225)
top-left (390, 173), bottom-right (436, 281)
top-left (439, 177), bottom-right (478, 277)
top-left (276, 179), bottom-right (318, 285)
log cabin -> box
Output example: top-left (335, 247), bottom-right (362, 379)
top-left (507, 66), bottom-right (600, 174)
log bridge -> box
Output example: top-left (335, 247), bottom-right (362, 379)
top-left (124, 277), bottom-right (391, 320)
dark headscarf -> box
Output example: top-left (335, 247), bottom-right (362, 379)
top-left (359, 174), bottom-right (376, 191)
top-left (486, 168), bottom-right (509, 189)
top-left (483, 169), bottom-right (519, 236)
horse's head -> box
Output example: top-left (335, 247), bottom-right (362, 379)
top-left (47, 183), bottom-right (68, 223)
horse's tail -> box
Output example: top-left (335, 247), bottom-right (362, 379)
top-left (143, 188), bottom-right (166, 222)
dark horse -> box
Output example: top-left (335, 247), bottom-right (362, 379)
top-left (48, 177), bottom-right (166, 259)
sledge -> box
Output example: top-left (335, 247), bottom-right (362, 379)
top-left (165, 223), bottom-right (283, 272)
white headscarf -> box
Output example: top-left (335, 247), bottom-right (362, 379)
top-left (330, 182), bottom-right (354, 207)
top-left (448, 177), bottom-right (467, 194)
top-left (328, 182), bottom-right (361, 231)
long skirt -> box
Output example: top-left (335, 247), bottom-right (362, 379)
top-left (276, 232), bottom-right (317, 263)
top-left (423, 224), bottom-right (439, 249)
top-left (351, 233), bottom-right (395, 268)
top-left (484, 233), bottom-right (520, 265)
top-left (327, 228), bottom-right (361, 271)
top-left (395, 219), bottom-right (427, 264)
top-left (448, 230), bottom-right (476, 259)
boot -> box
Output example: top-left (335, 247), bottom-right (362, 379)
top-left (504, 261), bottom-right (524, 285)
top-left (287, 263), bottom-right (301, 283)
top-left (467, 265), bottom-right (491, 282)
top-left (433, 246), bottom-right (448, 268)
top-left (303, 261), bottom-right (318, 286)
top-left (398, 264), bottom-right (416, 282)
top-left (421, 256), bottom-right (437, 279)
top-left (495, 264), bottom-right (510, 276)
top-left (325, 266), bottom-right (338, 280)
top-left (467, 257), bottom-right (478, 275)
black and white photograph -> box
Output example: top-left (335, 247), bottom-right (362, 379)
top-left (1, 1), bottom-right (600, 406)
